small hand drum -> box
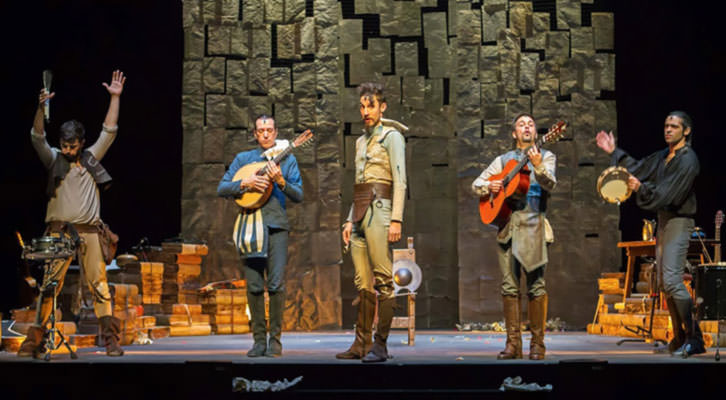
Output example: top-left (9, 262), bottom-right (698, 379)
top-left (596, 166), bottom-right (632, 205)
top-left (23, 236), bottom-right (75, 261)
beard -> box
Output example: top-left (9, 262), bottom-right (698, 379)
top-left (62, 152), bottom-right (80, 162)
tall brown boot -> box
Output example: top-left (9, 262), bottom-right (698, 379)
top-left (528, 294), bottom-right (547, 360)
top-left (336, 290), bottom-right (375, 359)
top-left (498, 295), bottom-right (522, 360)
top-left (99, 316), bottom-right (124, 356)
top-left (362, 296), bottom-right (395, 363)
top-left (17, 325), bottom-right (47, 358)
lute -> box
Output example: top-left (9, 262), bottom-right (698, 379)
top-left (233, 129), bottom-right (313, 209)
top-left (478, 120), bottom-right (567, 227)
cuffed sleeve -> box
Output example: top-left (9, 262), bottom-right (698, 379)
top-left (87, 127), bottom-right (117, 161)
top-left (30, 128), bottom-right (56, 169)
top-left (384, 130), bottom-right (406, 222)
top-left (533, 150), bottom-right (556, 192)
top-left (280, 155), bottom-right (303, 203)
top-left (472, 156), bottom-right (503, 196)
top-left (217, 156), bottom-right (245, 198)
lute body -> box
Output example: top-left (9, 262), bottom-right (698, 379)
top-left (232, 129), bottom-right (314, 210)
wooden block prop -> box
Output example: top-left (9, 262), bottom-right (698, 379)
top-left (200, 287), bottom-right (249, 334)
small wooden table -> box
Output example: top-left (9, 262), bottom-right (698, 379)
top-left (617, 239), bottom-right (719, 303)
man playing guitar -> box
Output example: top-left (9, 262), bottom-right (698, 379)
top-left (472, 113), bottom-right (557, 360)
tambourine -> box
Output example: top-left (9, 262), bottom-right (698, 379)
top-left (23, 236), bottom-right (75, 261)
top-left (596, 166), bottom-right (632, 205)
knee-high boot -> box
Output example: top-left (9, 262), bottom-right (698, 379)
top-left (498, 295), bottom-right (522, 359)
top-left (528, 294), bottom-right (547, 360)
top-left (99, 316), bottom-right (125, 356)
top-left (362, 296), bottom-right (394, 363)
top-left (673, 297), bottom-right (705, 357)
top-left (336, 290), bottom-right (375, 359)
top-left (265, 291), bottom-right (284, 357)
top-left (660, 296), bottom-right (685, 353)
top-left (246, 291), bottom-right (267, 357)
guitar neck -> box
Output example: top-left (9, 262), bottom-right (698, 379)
top-left (504, 137), bottom-right (546, 183)
top-left (716, 226), bottom-right (722, 262)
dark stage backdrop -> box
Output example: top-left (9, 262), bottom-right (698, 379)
top-left (0, 1), bottom-right (183, 315)
top-left (0, 1), bottom-right (724, 323)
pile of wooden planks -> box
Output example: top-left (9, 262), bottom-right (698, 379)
top-left (155, 304), bottom-right (212, 336)
top-left (588, 270), bottom-right (726, 347)
top-left (200, 288), bottom-right (250, 334)
top-left (109, 283), bottom-right (140, 345)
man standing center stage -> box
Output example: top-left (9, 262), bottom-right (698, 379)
top-left (337, 82), bottom-right (407, 363)
top-left (217, 115), bottom-right (303, 357)
top-left (18, 70), bottom-right (127, 358)
top-left (472, 113), bottom-right (556, 360)
top-left (596, 111), bottom-right (705, 357)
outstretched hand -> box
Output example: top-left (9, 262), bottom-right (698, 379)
top-left (596, 130), bottom-right (616, 154)
top-left (102, 70), bottom-right (126, 97)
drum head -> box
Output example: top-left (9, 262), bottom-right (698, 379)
top-left (597, 166), bottom-right (632, 204)
top-left (23, 236), bottom-right (74, 261)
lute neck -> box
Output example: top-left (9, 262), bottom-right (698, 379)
top-left (256, 144), bottom-right (295, 176)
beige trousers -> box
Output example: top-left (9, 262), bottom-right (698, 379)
top-left (36, 231), bottom-right (112, 325)
top-left (350, 198), bottom-right (395, 300)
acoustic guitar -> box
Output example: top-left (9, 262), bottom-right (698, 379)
top-left (233, 129), bottom-right (313, 209)
top-left (715, 210), bottom-right (723, 262)
top-left (478, 120), bottom-right (567, 227)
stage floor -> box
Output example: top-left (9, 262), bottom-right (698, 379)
top-left (0, 330), bottom-right (721, 363)
top-left (2, 331), bottom-right (725, 399)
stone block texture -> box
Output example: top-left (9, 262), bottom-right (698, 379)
top-left (182, 0), bottom-right (618, 330)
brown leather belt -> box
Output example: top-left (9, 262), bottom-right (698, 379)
top-left (352, 182), bottom-right (392, 223)
top-left (47, 221), bottom-right (100, 234)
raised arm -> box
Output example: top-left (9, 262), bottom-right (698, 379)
top-left (88, 70), bottom-right (126, 160)
top-left (30, 89), bottom-right (57, 169)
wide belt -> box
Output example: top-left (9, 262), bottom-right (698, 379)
top-left (352, 182), bottom-right (392, 223)
top-left (46, 221), bottom-right (100, 234)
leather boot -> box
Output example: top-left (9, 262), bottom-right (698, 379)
top-left (528, 294), bottom-right (547, 360)
top-left (655, 296), bottom-right (685, 354)
top-left (362, 296), bottom-right (394, 363)
top-left (672, 297), bottom-right (706, 358)
top-left (497, 295), bottom-right (522, 360)
top-left (17, 325), bottom-right (47, 358)
top-left (336, 290), bottom-right (375, 359)
top-left (246, 291), bottom-right (267, 357)
top-left (99, 316), bottom-right (125, 356)
top-left (265, 291), bottom-right (284, 357)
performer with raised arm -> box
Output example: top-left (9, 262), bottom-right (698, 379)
top-left (596, 111), bottom-right (705, 357)
top-left (217, 115), bottom-right (303, 357)
top-left (18, 70), bottom-right (127, 358)
top-left (472, 113), bottom-right (557, 360)
top-left (337, 82), bottom-right (407, 363)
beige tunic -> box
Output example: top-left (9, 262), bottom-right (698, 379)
top-left (31, 127), bottom-right (116, 224)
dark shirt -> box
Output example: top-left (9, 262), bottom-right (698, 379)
top-left (612, 145), bottom-right (699, 217)
top-left (217, 147), bottom-right (303, 230)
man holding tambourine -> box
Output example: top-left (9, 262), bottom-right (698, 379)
top-left (596, 111), bottom-right (705, 357)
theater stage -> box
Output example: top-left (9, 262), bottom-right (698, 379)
top-left (1, 331), bottom-right (724, 399)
